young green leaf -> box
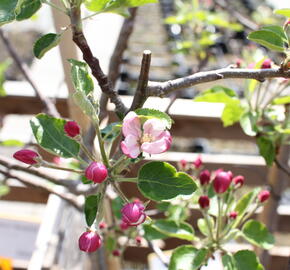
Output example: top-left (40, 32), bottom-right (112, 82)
top-left (248, 30), bottom-right (285, 52)
top-left (240, 112), bottom-right (258, 136)
top-left (143, 224), bottom-right (168, 241)
top-left (272, 96), bottom-right (290, 105)
top-left (33, 33), bottom-right (61, 59)
top-left (138, 161), bottom-right (197, 201)
top-left (169, 246), bottom-right (208, 270)
top-left (16, 0), bottom-right (42, 21)
top-left (30, 114), bottom-right (80, 158)
top-left (68, 59), bottom-right (94, 95)
top-left (257, 136), bottom-right (275, 166)
top-left (84, 194), bottom-right (101, 227)
top-left (233, 250), bottom-right (264, 270)
top-left (261, 25), bottom-right (288, 43)
top-left (73, 91), bottom-right (98, 119)
top-left (274, 9), bottom-right (290, 18)
top-left (135, 108), bottom-right (173, 129)
top-left (101, 122), bottom-right (121, 142)
top-left (153, 219), bottom-right (195, 241)
top-left (197, 218), bottom-right (214, 236)
top-left (0, 0), bottom-right (18, 26)
top-left (105, 235), bottom-right (117, 252)
top-left (241, 220), bottom-right (275, 249)
top-left (222, 254), bottom-right (237, 270)
top-left (112, 196), bottom-right (123, 219)
top-left (0, 60), bottom-right (11, 97)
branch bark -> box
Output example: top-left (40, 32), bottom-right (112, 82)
top-left (148, 67), bottom-right (290, 97)
top-left (274, 158), bottom-right (290, 177)
top-left (69, 5), bottom-right (127, 117)
top-left (0, 29), bottom-right (60, 117)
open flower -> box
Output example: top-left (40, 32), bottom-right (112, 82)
top-left (121, 112), bottom-right (172, 158)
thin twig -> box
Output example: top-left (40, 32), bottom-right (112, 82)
top-left (0, 168), bottom-right (82, 210)
top-left (130, 50), bottom-right (152, 111)
top-left (147, 67), bottom-right (290, 97)
top-left (69, 5), bottom-right (127, 117)
top-left (0, 29), bottom-right (60, 117)
top-left (274, 158), bottom-right (290, 177)
top-left (147, 240), bottom-right (169, 267)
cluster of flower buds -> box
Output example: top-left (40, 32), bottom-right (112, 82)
top-left (179, 156), bottom-right (203, 171)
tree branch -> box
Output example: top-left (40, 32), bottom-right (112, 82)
top-left (0, 168), bottom-right (83, 210)
top-left (100, 7), bottom-right (138, 120)
top-left (69, 5), bottom-right (127, 117)
top-left (274, 158), bottom-right (290, 177)
top-left (0, 29), bottom-right (60, 117)
top-left (147, 67), bottom-right (290, 97)
top-left (130, 50), bottom-right (152, 111)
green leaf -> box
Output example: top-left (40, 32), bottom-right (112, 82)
top-left (153, 219), bottom-right (195, 241)
top-left (257, 136), bottom-right (275, 166)
top-left (248, 30), bottom-right (285, 52)
top-left (33, 33), bottom-right (61, 59)
top-left (169, 246), bottom-right (208, 270)
top-left (242, 220), bottom-right (274, 249)
top-left (135, 108), bottom-right (173, 129)
top-left (143, 224), bottom-right (168, 241)
top-left (112, 196), bottom-right (123, 219)
top-left (30, 113), bottom-right (80, 158)
top-left (234, 250), bottom-right (264, 270)
top-left (0, 185), bottom-right (10, 197)
top-left (137, 161), bottom-right (197, 201)
top-left (73, 91), bottom-right (98, 119)
top-left (274, 9), bottom-right (290, 18)
top-left (234, 188), bottom-right (260, 224)
top-left (272, 96), bottom-right (290, 105)
top-left (194, 86), bottom-right (243, 127)
top-left (261, 25), bottom-right (288, 43)
top-left (85, 0), bottom-right (157, 13)
top-left (167, 205), bottom-right (189, 222)
top-left (16, 0), bottom-right (41, 21)
top-left (197, 218), bottom-right (214, 237)
top-left (105, 235), bottom-right (117, 252)
top-left (81, 175), bottom-right (93, 184)
top-left (84, 194), bottom-right (101, 226)
top-left (240, 112), bottom-right (258, 136)
top-left (0, 0), bottom-right (18, 26)
top-left (0, 60), bottom-right (11, 96)
top-left (0, 139), bottom-right (24, 147)
top-left (68, 59), bottom-right (94, 95)
top-left (222, 254), bottom-right (237, 270)
top-left (101, 122), bottom-right (121, 142)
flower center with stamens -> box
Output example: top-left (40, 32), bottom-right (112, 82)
top-left (140, 133), bottom-right (155, 144)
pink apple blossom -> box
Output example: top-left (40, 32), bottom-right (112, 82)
top-left (120, 112), bottom-right (172, 158)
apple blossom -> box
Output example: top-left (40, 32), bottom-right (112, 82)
top-left (85, 162), bottom-right (108, 183)
top-left (121, 201), bottom-right (146, 226)
top-left (79, 231), bottom-right (102, 252)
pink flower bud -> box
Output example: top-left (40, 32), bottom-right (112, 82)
top-left (120, 221), bottom-right (129, 231)
top-left (13, 149), bottom-right (39, 165)
top-left (112, 250), bottom-right (121, 257)
top-left (236, 58), bottom-right (242, 68)
top-left (121, 202), bottom-right (146, 226)
top-left (135, 236), bottom-right (142, 245)
top-left (85, 162), bottom-right (108, 184)
top-left (64, 121), bottom-right (80, 137)
top-left (199, 170), bottom-right (211, 185)
top-left (198, 195), bottom-right (210, 209)
top-left (213, 171), bottom-right (232, 194)
top-left (99, 221), bottom-right (107, 230)
top-left (258, 190), bottom-right (270, 203)
top-left (227, 171), bottom-right (233, 181)
top-left (79, 231), bottom-right (102, 253)
top-left (193, 155), bottom-right (202, 169)
top-left (261, 59), bottom-right (271, 69)
top-left (233, 175), bottom-right (244, 188)
top-left (229, 211), bottom-right (238, 219)
top-left (180, 159), bottom-right (187, 169)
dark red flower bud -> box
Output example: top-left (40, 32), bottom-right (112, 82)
top-left (229, 211), bottom-right (238, 219)
top-left (261, 59), bottom-right (271, 69)
top-left (13, 149), bottom-right (39, 165)
top-left (79, 231), bottom-right (102, 253)
top-left (180, 159), bottom-right (187, 169)
top-left (193, 156), bottom-right (202, 169)
top-left (236, 58), bottom-right (242, 68)
top-left (99, 221), bottom-right (107, 229)
top-left (198, 195), bottom-right (210, 209)
top-left (233, 175), bottom-right (244, 188)
top-left (213, 171), bottom-right (232, 194)
top-left (258, 190), bottom-right (270, 203)
top-left (64, 121), bottom-right (80, 137)
top-left (135, 236), bottom-right (142, 245)
top-left (112, 250), bottom-right (121, 257)
top-left (85, 162), bottom-right (108, 183)
top-left (121, 202), bottom-right (146, 226)
top-left (199, 170), bottom-right (211, 185)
